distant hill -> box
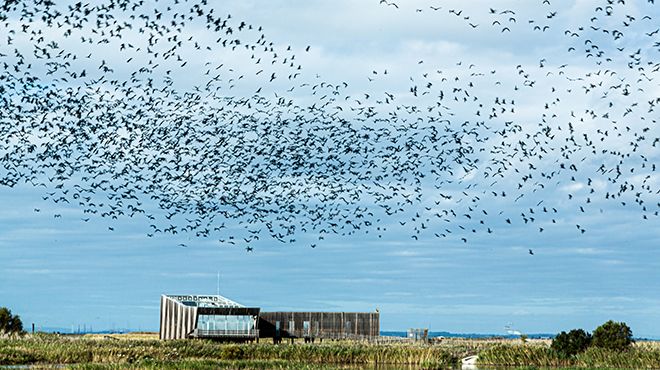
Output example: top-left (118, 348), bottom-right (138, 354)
top-left (380, 331), bottom-right (660, 341)
top-left (33, 328), bottom-right (657, 341)
top-left (380, 331), bottom-right (554, 339)
top-left (35, 327), bottom-right (133, 335)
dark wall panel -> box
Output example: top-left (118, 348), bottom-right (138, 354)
top-left (259, 312), bottom-right (379, 339)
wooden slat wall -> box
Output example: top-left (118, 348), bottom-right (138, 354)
top-left (259, 312), bottom-right (379, 339)
top-left (159, 295), bottom-right (198, 340)
top-left (158, 296), bottom-right (380, 341)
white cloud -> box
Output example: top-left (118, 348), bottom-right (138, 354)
top-left (0, 0), bottom-right (658, 334)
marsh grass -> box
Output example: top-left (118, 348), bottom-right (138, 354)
top-left (477, 342), bottom-right (660, 369)
top-left (0, 334), bottom-right (459, 368)
top-left (3, 334), bottom-right (659, 369)
top-left (69, 359), bottom-right (344, 369)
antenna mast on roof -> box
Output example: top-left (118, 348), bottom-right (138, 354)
top-left (217, 271), bottom-right (220, 296)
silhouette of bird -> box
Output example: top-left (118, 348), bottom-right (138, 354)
top-left (0, 0), bottom-right (656, 252)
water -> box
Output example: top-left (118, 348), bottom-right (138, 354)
top-left (0, 365), bottom-right (614, 370)
top-left (334, 365), bottom-right (625, 370)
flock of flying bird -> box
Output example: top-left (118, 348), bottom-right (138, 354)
top-left (0, 0), bottom-right (658, 252)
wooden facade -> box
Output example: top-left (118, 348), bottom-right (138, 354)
top-left (259, 311), bottom-right (380, 340)
top-left (159, 295), bottom-right (380, 341)
top-left (160, 295), bottom-right (198, 340)
top-left (159, 295), bottom-right (260, 340)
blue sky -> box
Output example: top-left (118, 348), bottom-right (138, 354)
top-left (1, 0), bottom-right (659, 337)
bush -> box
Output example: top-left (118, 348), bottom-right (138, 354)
top-left (551, 329), bottom-right (592, 357)
top-left (220, 345), bottom-right (244, 360)
top-left (0, 307), bottom-right (24, 336)
top-left (592, 320), bottom-right (633, 351)
top-left (0, 346), bottom-right (40, 365)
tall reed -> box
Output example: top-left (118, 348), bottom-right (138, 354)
top-left (0, 335), bottom-right (459, 367)
top-left (478, 342), bottom-right (660, 369)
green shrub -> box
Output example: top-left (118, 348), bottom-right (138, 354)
top-left (551, 329), bottom-right (592, 357)
top-left (592, 320), bottom-right (633, 351)
top-left (0, 307), bottom-right (24, 336)
top-left (220, 345), bottom-right (245, 360)
top-left (0, 346), bottom-right (40, 365)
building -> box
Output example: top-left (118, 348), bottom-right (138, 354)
top-left (160, 294), bottom-right (260, 340)
top-left (259, 312), bottom-right (380, 342)
top-left (407, 328), bottom-right (429, 342)
top-left (159, 294), bottom-right (379, 341)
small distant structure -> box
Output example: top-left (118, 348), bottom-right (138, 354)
top-left (407, 328), bottom-right (429, 342)
top-left (159, 294), bottom-right (380, 342)
top-left (505, 323), bottom-right (523, 336)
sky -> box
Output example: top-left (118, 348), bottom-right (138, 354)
top-left (1, 0), bottom-right (659, 337)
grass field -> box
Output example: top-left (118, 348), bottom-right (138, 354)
top-left (1, 333), bottom-right (659, 369)
top-left (0, 333), bottom-right (462, 369)
top-left (477, 341), bottom-right (660, 368)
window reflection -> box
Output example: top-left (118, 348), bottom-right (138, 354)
top-left (197, 314), bottom-right (255, 332)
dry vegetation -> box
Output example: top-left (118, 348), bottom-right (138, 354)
top-left (2, 333), bottom-right (660, 369)
top-left (477, 340), bottom-right (660, 368)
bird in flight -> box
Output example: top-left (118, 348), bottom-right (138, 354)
top-left (0, 0), bottom-right (656, 254)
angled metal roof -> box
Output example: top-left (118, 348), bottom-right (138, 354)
top-left (164, 294), bottom-right (245, 308)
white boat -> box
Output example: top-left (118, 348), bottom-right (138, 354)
top-left (461, 355), bottom-right (478, 369)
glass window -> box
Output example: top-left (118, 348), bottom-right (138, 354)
top-left (196, 315), bottom-right (255, 332)
top-left (303, 321), bottom-right (310, 336)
